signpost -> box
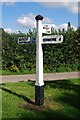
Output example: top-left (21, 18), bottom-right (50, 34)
top-left (42, 35), bottom-right (63, 44)
top-left (35, 15), bottom-right (63, 106)
top-left (18, 37), bottom-right (30, 44)
top-left (18, 37), bottom-right (36, 44)
top-left (18, 15), bottom-right (63, 106)
top-left (42, 24), bottom-right (51, 34)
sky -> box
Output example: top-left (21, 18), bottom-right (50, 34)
top-left (0, 0), bottom-right (79, 34)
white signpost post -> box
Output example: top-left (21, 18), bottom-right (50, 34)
top-left (35, 15), bottom-right (44, 106)
top-left (18, 15), bottom-right (63, 106)
top-left (35, 15), bottom-right (63, 106)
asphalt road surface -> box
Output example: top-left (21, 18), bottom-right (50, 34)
top-left (0, 72), bottom-right (80, 83)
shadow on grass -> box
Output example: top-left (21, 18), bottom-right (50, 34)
top-left (0, 83), bottom-right (5, 86)
top-left (0, 87), bottom-right (35, 105)
top-left (27, 79), bottom-right (80, 93)
top-left (44, 79), bottom-right (80, 92)
top-left (57, 92), bottom-right (80, 110)
top-left (1, 79), bottom-right (80, 119)
top-left (0, 86), bottom-right (71, 119)
top-left (17, 109), bottom-right (70, 119)
top-left (44, 80), bottom-right (80, 110)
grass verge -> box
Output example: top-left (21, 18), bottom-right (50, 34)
top-left (0, 69), bottom-right (79, 75)
top-left (0, 78), bottom-right (80, 119)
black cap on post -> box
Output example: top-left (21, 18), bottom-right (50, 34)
top-left (35, 15), bottom-right (44, 21)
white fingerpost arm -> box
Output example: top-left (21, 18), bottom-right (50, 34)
top-left (42, 35), bottom-right (63, 44)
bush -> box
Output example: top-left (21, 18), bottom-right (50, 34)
top-left (2, 27), bottom-right (80, 73)
top-left (9, 65), bottom-right (19, 72)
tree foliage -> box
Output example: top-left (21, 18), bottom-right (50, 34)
top-left (1, 26), bottom-right (80, 73)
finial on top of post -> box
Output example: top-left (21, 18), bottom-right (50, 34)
top-left (35, 15), bottom-right (44, 21)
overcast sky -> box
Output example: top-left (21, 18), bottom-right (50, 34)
top-left (0, 0), bottom-right (79, 33)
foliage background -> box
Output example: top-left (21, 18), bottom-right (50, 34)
top-left (0, 25), bottom-right (80, 74)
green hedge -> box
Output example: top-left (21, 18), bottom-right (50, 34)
top-left (1, 27), bottom-right (80, 73)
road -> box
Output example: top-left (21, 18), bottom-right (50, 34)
top-left (0, 72), bottom-right (80, 83)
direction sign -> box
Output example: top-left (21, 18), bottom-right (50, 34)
top-left (18, 37), bottom-right (36, 44)
top-left (42, 24), bottom-right (51, 34)
top-left (42, 35), bottom-right (63, 44)
top-left (18, 37), bottom-right (30, 44)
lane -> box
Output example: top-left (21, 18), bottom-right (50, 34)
top-left (0, 72), bottom-right (80, 83)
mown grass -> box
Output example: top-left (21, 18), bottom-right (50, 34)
top-left (0, 78), bottom-right (80, 119)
